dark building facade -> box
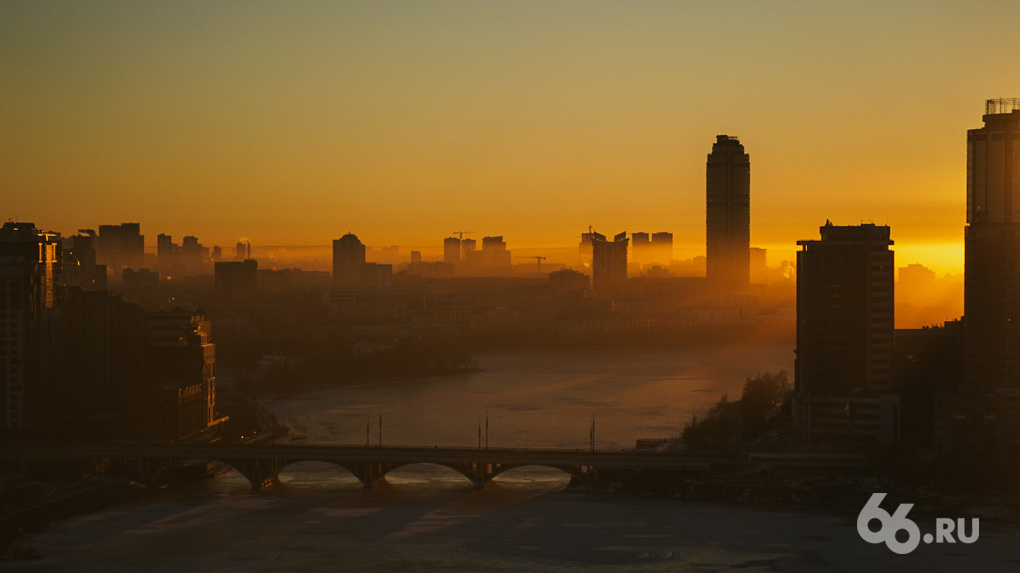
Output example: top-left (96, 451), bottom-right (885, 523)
top-left (96, 223), bottom-right (144, 273)
top-left (215, 259), bottom-right (258, 301)
top-left (794, 222), bottom-right (897, 444)
top-left (332, 233), bottom-right (366, 288)
top-left (965, 97), bottom-right (1020, 394)
top-left (706, 135), bottom-right (750, 290)
top-left (145, 310), bottom-right (221, 441)
top-left (443, 237), bottom-right (461, 265)
top-left (0, 223), bottom-right (63, 433)
top-left (60, 288), bottom-right (147, 436)
top-left (591, 231), bottom-right (628, 295)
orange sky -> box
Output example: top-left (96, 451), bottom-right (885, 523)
top-left (3, 1), bottom-right (1019, 274)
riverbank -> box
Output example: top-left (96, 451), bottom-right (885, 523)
top-left (0, 476), bottom-right (151, 558)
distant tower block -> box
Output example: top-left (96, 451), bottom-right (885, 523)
top-left (706, 135), bottom-right (750, 290)
top-left (590, 231), bottom-right (629, 295)
top-left (443, 237), bottom-right (461, 265)
top-left (332, 233), bottom-right (366, 288)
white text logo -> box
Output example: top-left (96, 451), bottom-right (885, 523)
top-left (857, 493), bottom-right (979, 554)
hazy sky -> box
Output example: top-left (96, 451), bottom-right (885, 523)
top-left (3, 1), bottom-right (1019, 272)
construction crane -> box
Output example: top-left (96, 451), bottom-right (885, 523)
top-left (452, 231), bottom-right (474, 240)
top-left (515, 255), bottom-right (547, 274)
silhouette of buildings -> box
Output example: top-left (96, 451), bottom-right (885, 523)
top-left (460, 238), bottom-right (481, 269)
top-left (64, 230), bottom-right (106, 290)
top-left (157, 233), bottom-right (214, 277)
top-left (444, 237), bottom-right (461, 265)
top-left (60, 288), bottom-right (146, 435)
top-left (794, 222), bottom-right (897, 444)
top-left (706, 135), bottom-right (750, 290)
top-left (145, 309), bottom-right (223, 441)
top-left (123, 268), bottom-right (160, 290)
top-left (332, 233), bottom-right (366, 288)
top-left (548, 268), bottom-right (590, 293)
top-left (631, 232), bottom-right (650, 266)
top-left (965, 97), bottom-right (1020, 394)
top-left (96, 223), bottom-right (144, 274)
top-left (591, 231), bottom-right (629, 295)
top-left (215, 259), bottom-right (258, 301)
top-left (631, 232), bottom-right (673, 270)
top-left (0, 222), bottom-right (62, 432)
top-left (651, 232), bottom-right (673, 266)
top-left (749, 247), bottom-right (768, 285)
top-left (358, 262), bottom-right (393, 289)
top-left (481, 236), bottom-right (511, 268)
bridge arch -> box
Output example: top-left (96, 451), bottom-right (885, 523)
top-left (489, 464), bottom-right (589, 488)
top-left (383, 462), bottom-right (481, 487)
top-left (274, 460), bottom-right (363, 490)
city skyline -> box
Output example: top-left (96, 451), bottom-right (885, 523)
top-left (5, 2), bottom-right (1020, 274)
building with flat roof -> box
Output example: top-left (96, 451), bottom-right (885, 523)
top-left (794, 221), bottom-right (897, 444)
top-left (706, 135), bottom-right (750, 290)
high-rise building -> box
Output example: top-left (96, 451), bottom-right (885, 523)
top-left (965, 97), bottom-right (1020, 393)
top-left (630, 231), bottom-right (673, 270)
top-left (332, 233), bottom-right (366, 288)
top-left (650, 232), bottom-right (673, 266)
top-left (796, 222), bottom-right (894, 395)
top-left (794, 222), bottom-right (897, 444)
top-left (630, 232), bottom-right (650, 266)
top-left (706, 135), bottom-right (750, 289)
top-left (0, 222), bottom-right (62, 433)
top-left (591, 231), bottom-right (628, 295)
top-left (481, 236), bottom-right (511, 268)
top-left (96, 223), bottom-right (144, 272)
top-left (443, 237), bottom-right (461, 265)
top-left (749, 247), bottom-right (768, 285)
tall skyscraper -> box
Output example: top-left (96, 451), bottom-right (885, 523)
top-left (332, 233), bottom-right (366, 288)
top-left (794, 222), bottom-right (898, 444)
top-left (966, 98), bottom-right (1020, 393)
top-left (706, 135), bottom-right (750, 289)
top-left (0, 222), bottom-right (62, 432)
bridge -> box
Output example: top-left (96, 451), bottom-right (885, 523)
top-left (0, 443), bottom-right (717, 490)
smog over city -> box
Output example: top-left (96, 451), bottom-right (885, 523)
top-left (2, 2), bottom-right (1019, 571)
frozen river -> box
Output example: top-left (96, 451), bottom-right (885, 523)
top-left (4, 346), bottom-right (1018, 571)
